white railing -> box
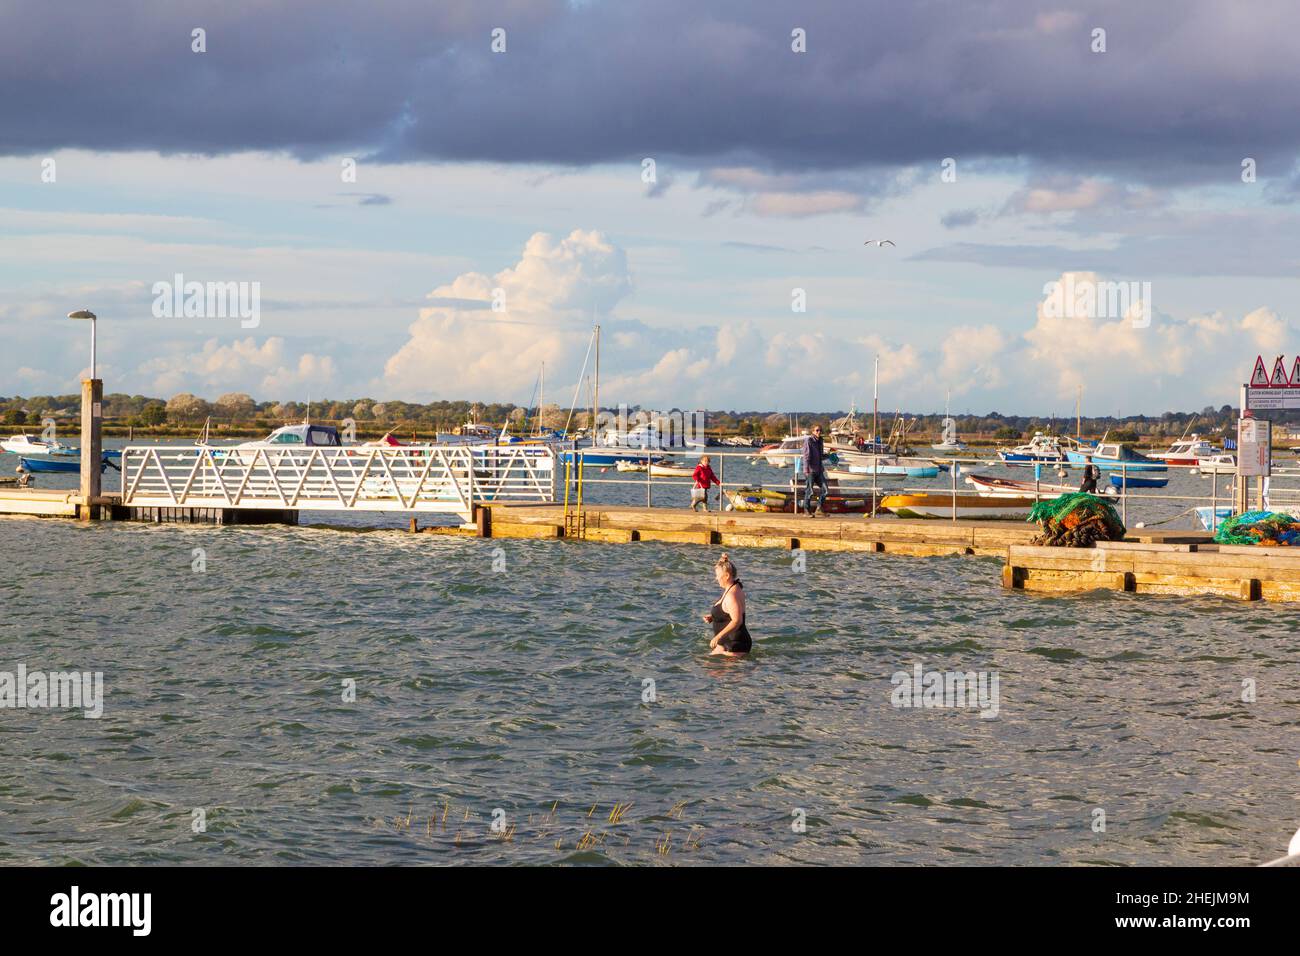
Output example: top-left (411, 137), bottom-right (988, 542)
top-left (121, 443), bottom-right (555, 520)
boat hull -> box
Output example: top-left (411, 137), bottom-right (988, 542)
top-left (19, 455), bottom-right (109, 474)
top-left (963, 473), bottom-right (1078, 498)
top-left (1107, 474), bottom-right (1168, 489)
top-left (1195, 459), bottom-right (1237, 475)
top-left (845, 463), bottom-right (939, 478)
top-left (1063, 450), bottom-right (1166, 472)
top-left (997, 451), bottom-right (1064, 465)
top-left (558, 449), bottom-right (663, 468)
top-left (879, 493), bottom-right (1037, 519)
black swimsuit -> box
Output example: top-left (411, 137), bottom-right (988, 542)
top-left (711, 583), bottom-right (752, 653)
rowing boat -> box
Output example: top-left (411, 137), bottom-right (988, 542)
top-left (615, 459), bottom-right (696, 477)
top-left (963, 472), bottom-right (1078, 498)
top-left (879, 492), bottom-right (1038, 519)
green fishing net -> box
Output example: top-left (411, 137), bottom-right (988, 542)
top-left (1027, 492), bottom-right (1127, 547)
top-left (1213, 510), bottom-right (1300, 546)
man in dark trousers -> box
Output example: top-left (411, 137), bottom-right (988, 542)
top-left (802, 425), bottom-right (829, 516)
top-left (1079, 455), bottom-right (1101, 494)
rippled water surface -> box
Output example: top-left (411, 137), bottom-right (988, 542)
top-left (3, 499), bottom-right (1298, 867)
top-left (3, 441), bottom-right (1298, 865)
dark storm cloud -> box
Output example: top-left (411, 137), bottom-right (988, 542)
top-left (3, 0), bottom-right (1298, 184)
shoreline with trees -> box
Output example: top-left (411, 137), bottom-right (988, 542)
top-left (0, 390), bottom-right (1258, 446)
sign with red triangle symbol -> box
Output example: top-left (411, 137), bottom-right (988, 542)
top-left (1271, 356), bottom-right (1290, 386)
top-left (1250, 355), bottom-right (1270, 386)
top-left (1290, 356), bottom-right (1300, 387)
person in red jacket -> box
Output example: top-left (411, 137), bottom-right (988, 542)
top-left (691, 455), bottom-right (721, 511)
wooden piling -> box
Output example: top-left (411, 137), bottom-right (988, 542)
top-left (79, 377), bottom-right (103, 520)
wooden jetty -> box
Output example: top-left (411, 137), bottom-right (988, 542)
top-left (1001, 538), bottom-right (1300, 602)
top-left (463, 503), bottom-right (1042, 556)
top-left (0, 487), bottom-right (297, 524)
top-left (0, 487), bottom-right (91, 518)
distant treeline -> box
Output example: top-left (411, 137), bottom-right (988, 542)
top-left (0, 392), bottom-right (1265, 442)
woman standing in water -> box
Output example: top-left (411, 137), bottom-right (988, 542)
top-left (703, 553), bottom-right (752, 657)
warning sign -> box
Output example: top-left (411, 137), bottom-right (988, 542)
top-left (1270, 356), bottom-right (1290, 386)
top-left (1250, 355), bottom-right (1270, 386)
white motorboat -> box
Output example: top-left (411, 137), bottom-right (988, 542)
top-left (757, 435), bottom-right (808, 466)
top-left (1194, 453), bottom-right (1237, 475)
top-left (235, 422), bottom-right (343, 451)
top-left (0, 433), bottom-right (73, 456)
top-left (1153, 433), bottom-right (1217, 467)
top-left (996, 432), bottom-right (1066, 464)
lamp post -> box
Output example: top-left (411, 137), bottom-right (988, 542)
top-left (66, 309), bottom-right (102, 517)
top-left (67, 309), bottom-right (97, 379)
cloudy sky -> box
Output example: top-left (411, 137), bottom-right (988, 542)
top-left (2, 0), bottom-right (1299, 415)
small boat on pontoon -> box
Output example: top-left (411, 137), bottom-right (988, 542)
top-left (725, 485), bottom-right (880, 515)
top-left (1064, 441), bottom-right (1166, 472)
top-left (1194, 505), bottom-right (1234, 532)
top-left (1107, 473), bottom-right (1168, 490)
top-left (879, 492), bottom-right (1039, 520)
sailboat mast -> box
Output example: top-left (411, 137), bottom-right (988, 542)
top-left (873, 355), bottom-right (879, 444)
top-left (1076, 384), bottom-right (1082, 439)
top-left (536, 362), bottom-right (544, 436)
top-left (593, 323), bottom-right (600, 441)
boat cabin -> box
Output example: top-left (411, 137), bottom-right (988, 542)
top-left (1089, 442), bottom-right (1148, 461)
top-left (257, 424), bottom-right (342, 447)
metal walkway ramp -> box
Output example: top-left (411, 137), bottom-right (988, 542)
top-left (121, 443), bottom-right (555, 522)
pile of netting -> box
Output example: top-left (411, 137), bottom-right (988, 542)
top-left (1213, 510), bottom-right (1300, 546)
top-left (1027, 493), bottom-right (1127, 547)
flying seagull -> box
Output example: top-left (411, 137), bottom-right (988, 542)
top-left (864, 239), bottom-right (896, 247)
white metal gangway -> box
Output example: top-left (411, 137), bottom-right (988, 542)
top-left (120, 443), bottom-right (555, 521)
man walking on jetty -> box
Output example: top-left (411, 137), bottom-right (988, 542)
top-left (802, 425), bottom-right (828, 516)
top-left (1079, 455), bottom-right (1101, 494)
